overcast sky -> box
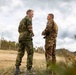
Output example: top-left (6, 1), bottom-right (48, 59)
top-left (0, 0), bottom-right (76, 51)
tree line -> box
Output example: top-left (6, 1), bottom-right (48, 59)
top-left (0, 39), bottom-right (18, 50)
top-left (0, 39), bottom-right (45, 53)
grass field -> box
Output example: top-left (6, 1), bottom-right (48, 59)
top-left (0, 50), bottom-right (75, 75)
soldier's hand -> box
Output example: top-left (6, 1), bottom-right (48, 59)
top-left (42, 31), bottom-right (44, 35)
top-left (30, 32), bottom-right (34, 37)
top-left (42, 30), bottom-right (46, 35)
top-left (32, 32), bottom-right (34, 37)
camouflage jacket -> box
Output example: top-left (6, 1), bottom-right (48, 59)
top-left (42, 20), bottom-right (58, 39)
top-left (18, 16), bottom-right (33, 41)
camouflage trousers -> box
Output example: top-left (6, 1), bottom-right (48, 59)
top-left (15, 39), bottom-right (34, 70)
top-left (45, 38), bottom-right (56, 69)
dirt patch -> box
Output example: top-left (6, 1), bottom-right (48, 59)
top-left (0, 50), bottom-right (65, 68)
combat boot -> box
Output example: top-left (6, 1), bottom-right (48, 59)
top-left (25, 68), bottom-right (37, 75)
top-left (14, 66), bottom-right (21, 75)
top-left (46, 67), bottom-right (53, 75)
top-left (25, 69), bottom-right (32, 75)
top-left (52, 71), bottom-right (56, 75)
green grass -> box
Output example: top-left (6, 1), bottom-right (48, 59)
top-left (0, 61), bottom-right (76, 75)
top-left (0, 50), bottom-right (76, 75)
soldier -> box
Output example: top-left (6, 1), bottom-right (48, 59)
top-left (14, 9), bottom-right (34, 75)
top-left (42, 13), bottom-right (58, 74)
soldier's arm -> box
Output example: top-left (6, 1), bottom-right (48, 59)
top-left (27, 19), bottom-right (34, 37)
top-left (18, 19), bottom-right (25, 33)
top-left (52, 22), bottom-right (58, 38)
top-left (42, 29), bottom-right (46, 35)
top-left (42, 22), bottom-right (50, 36)
top-left (42, 26), bottom-right (50, 36)
top-left (18, 24), bottom-right (21, 33)
top-left (44, 22), bottom-right (53, 35)
top-left (18, 18), bottom-right (26, 33)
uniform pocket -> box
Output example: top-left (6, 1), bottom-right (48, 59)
top-left (19, 32), bottom-right (27, 41)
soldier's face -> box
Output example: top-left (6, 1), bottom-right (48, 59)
top-left (47, 15), bottom-right (52, 20)
top-left (29, 11), bottom-right (34, 18)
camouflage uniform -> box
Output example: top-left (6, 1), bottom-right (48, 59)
top-left (15, 16), bottom-right (34, 70)
top-left (42, 20), bottom-right (58, 70)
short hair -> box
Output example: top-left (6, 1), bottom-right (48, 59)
top-left (48, 13), bottom-right (54, 19)
top-left (26, 9), bottom-right (33, 14)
